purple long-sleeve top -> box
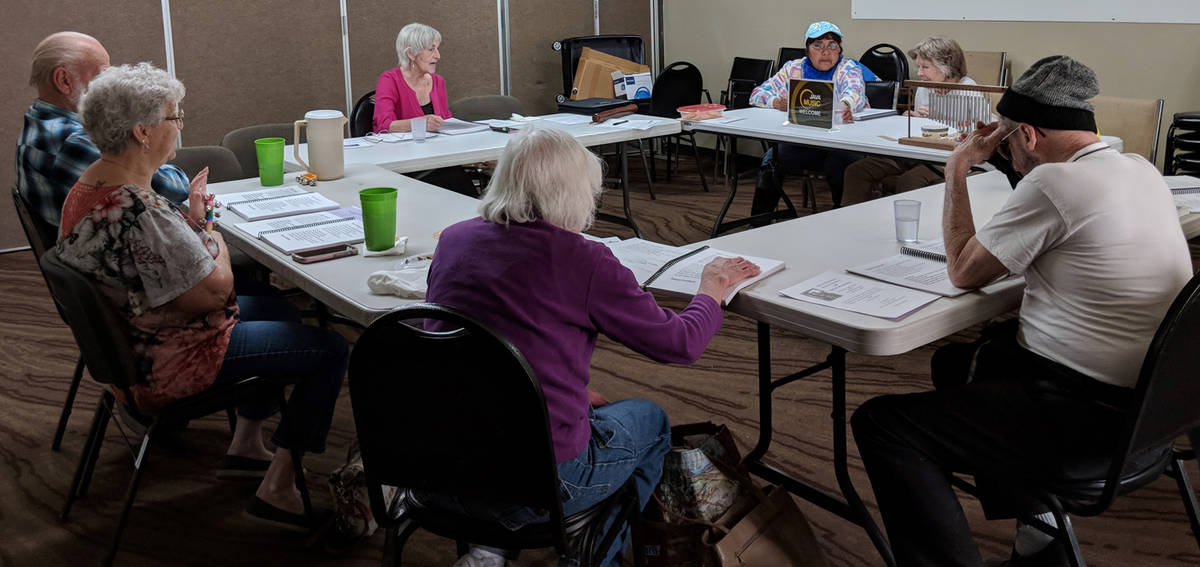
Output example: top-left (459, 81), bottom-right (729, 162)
top-left (426, 217), bottom-right (724, 463)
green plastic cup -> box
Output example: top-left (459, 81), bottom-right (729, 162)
top-left (359, 187), bottom-right (398, 251)
top-left (254, 137), bottom-right (285, 186)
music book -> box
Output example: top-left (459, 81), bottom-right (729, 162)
top-left (846, 239), bottom-right (970, 297)
top-left (1166, 175), bottom-right (1200, 194)
top-left (227, 191), bottom-right (340, 221)
top-left (605, 238), bottom-right (785, 304)
top-left (233, 208), bottom-right (364, 254)
top-left (437, 117), bottom-right (490, 135)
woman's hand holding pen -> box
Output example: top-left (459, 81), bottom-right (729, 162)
top-left (697, 257), bottom-right (761, 303)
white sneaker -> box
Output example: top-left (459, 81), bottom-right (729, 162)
top-left (451, 546), bottom-right (507, 567)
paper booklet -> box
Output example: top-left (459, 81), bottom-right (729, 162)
top-left (235, 207), bottom-right (361, 237)
top-left (605, 238), bottom-right (785, 304)
top-left (437, 117), bottom-right (490, 135)
top-left (1166, 175), bottom-right (1200, 193)
top-left (236, 208), bottom-right (364, 254)
top-left (227, 190), bottom-right (340, 221)
top-left (220, 184), bottom-right (309, 205)
top-left (779, 270), bottom-right (939, 320)
top-left (845, 238), bottom-right (970, 297)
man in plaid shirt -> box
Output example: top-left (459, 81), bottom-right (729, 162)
top-left (16, 31), bottom-right (188, 228)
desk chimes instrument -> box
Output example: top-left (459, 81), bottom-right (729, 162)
top-left (898, 81), bottom-right (1007, 151)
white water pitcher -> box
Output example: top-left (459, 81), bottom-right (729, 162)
top-left (294, 109), bottom-right (349, 180)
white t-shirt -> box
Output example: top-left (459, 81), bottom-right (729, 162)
top-left (975, 143), bottom-right (1192, 387)
top-left (913, 76), bottom-right (978, 112)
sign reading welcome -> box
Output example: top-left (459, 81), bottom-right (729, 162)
top-left (788, 79), bottom-right (834, 130)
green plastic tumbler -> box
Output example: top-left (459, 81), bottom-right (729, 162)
top-left (359, 187), bottom-right (398, 251)
top-left (254, 137), bottom-right (285, 186)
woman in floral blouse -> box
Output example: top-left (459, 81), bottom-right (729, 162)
top-left (57, 63), bottom-right (347, 530)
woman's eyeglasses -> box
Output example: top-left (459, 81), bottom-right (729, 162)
top-left (809, 42), bottom-right (840, 52)
top-left (163, 108), bottom-right (185, 122)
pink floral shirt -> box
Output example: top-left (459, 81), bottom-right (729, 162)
top-left (57, 183), bottom-right (238, 413)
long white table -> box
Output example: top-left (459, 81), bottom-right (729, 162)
top-left (684, 107), bottom-right (1124, 236)
top-left (285, 115), bottom-right (682, 239)
top-left (685, 171), bottom-right (1017, 566)
top-left (210, 164), bottom-right (480, 326)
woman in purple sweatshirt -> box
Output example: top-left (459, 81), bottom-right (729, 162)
top-left (426, 125), bottom-right (760, 566)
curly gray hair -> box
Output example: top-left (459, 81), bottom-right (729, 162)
top-left (908, 37), bottom-right (967, 81)
top-left (79, 62), bottom-right (185, 155)
top-left (395, 23), bottom-right (441, 69)
top-left (479, 125), bottom-right (604, 233)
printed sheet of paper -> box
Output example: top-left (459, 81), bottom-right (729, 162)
top-left (779, 271), bottom-right (940, 320)
top-left (228, 192), bottom-right (340, 221)
top-left (846, 254), bottom-right (968, 297)
top-left (605, 238), bottom-right (686, 285)
top-left (259, 218), bottom-right (365, 254)
top-left (234, 207), bottom-right (361, 237)
top-left (220, 184), bottom-right (308, 205)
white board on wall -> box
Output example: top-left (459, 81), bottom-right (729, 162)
top-left (851, 0), bottom-right (1200, 23)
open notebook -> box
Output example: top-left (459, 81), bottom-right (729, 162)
top-left (605, 238), bottom-right (785, 305)
top-left (846, 239), bottom-right (971, 297)
top-left (223, 185), bottom-right (340, 221)
top-left (234, 208), bottom-right (364, 254)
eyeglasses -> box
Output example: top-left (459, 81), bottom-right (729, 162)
top-left (163, 108), bottom-right (185, 123)
top-left (996, 124), bottom-right (1047, 160)
top-left (809, 42), bottom-right (840, 52)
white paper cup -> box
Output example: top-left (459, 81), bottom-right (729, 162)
top-left (411, 117), bottom-right (427, 143)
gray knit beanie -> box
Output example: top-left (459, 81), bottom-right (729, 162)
top-left (996, 55), bottom-right (1099, 131)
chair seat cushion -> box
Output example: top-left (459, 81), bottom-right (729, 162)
top-left (1049, 443), bottom-right (1172, 503)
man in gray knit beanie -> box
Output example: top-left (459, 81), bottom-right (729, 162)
top-left (853, 55), bottom-right (1191, 567)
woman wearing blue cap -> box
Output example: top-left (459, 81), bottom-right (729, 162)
top-left (749, 21), bottom-right (873, 218)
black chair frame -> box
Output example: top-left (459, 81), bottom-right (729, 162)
top-left (349, 304), bottom-right (644, 566)
top-left (41, 249), bottom-right (314, 567)
top-left (948, 271), bottom-right (1200, 567)
top-left (646, 61), bottom-right (711, 196)
top-left (12, 186), bottom-right (84, 452)
top-left (350, 90), bottom-right (376, 138)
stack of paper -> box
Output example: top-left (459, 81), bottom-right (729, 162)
top-left (779, 271), bottom-right (939, 320)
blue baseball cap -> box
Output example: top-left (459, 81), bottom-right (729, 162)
top-left (805, 21), bottom-right (843, 42)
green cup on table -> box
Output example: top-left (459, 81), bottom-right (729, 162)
top-left (254, 137), bottom-right (285, 186)
top-left (359, 187), bottom-right (398, 251)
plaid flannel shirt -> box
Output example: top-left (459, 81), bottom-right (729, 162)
top-left (15, 100), bottom-right (189, 227)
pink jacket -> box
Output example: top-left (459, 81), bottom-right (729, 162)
top-left (372, 67), bottom-right (452, 132)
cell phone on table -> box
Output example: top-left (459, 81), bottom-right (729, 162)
top-left (291, 244), bottom-right (358, 264)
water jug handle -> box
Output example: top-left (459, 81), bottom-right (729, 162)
top-left (293, 119), bottom-right (310, 172)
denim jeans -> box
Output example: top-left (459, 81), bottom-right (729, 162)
top-left (429, 399), bottom-right (671, 566)
top-left (751, 143), bottom-right (865, 215)
top-left (213, 295), bottom-right (348, 454)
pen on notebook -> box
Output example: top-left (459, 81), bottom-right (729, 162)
top-left (611, 119), bottom-right (629, 125)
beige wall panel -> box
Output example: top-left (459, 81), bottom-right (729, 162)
top-left (171, 1), bottom-right (344, 147)
top-left (665, 0), bottom-right (1200, 167)
top-left (510, 0), bottom-right (596, 115)
top-left (600, 0), bottom-right (652, 62)
top-left (347, 1), bottom-right (501, 113)
top-left (1, 0), bottom-right (166, 250)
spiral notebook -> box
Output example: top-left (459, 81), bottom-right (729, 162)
top-left (846, 239), bottom-right (969, 297)
top-left (234, 208), bottom-right (364, 254)
top-left (225, 186), bottom-right (340, 221)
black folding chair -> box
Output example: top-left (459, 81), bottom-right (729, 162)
top-left (349, 304), bottom-right (644, 567)
top-left (951, 271), bottom-right (1200, 567)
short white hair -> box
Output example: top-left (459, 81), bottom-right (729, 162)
top-left (395, 23), bottom-right (441, 69)
top-left (79, 63), bottom-right (185, 155)
top-left (479, 125), bottom-right (604, 233)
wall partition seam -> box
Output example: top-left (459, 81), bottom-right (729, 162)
top-left (340, 0), bottom-right (353, 117)
top-left (650, 0), bottom-right (662, 77)
top-left (594, 0), bottom-right (601, 35)
top-left (497, 0), bottom-right (511, 95)
top-left (160, 0), bottom-right (181, 147)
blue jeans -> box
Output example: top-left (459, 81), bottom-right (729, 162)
top-left (433, 399), bottom-right (671, 566)
top-left (751, 143), bottom-right (865, 214)
top-left (213, 295), bottom-right (348, 454)
top-left (556, 399), bottom-right (671, 566)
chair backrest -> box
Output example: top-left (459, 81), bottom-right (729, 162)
top-left (865, 81), bottom-right (900, 110)
top-left (1099, 271), bottom-right (1200, 507)
top-left (348, 304), bottom-right (565, 532)
top-left (964, 51), bottom-right (1009, 86)
top-left (555, 35), bottom-right (644, 101)
top-left (449, 95), bottom-right (525, 122)
top-left (12, 186), bottom-right (58, 259)
top-left (219, 123), bottom-right (296, 179)
top-left (168, 145), bottom-right (246, 183)
top-left (724, 57), bottom-right (775, 109)
top-left (650, 61), bottom-right (704, 117)
top-left (39, 249), bottom-right (139, 395)
top-left (859, 43), bottom-right (909, 82)
top-left (776, 47), bottom-right (806, 72)
top-left (1092, 95), bottom-right (1165, 163)
top-left (349, 90), bottom-right (376, 137)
